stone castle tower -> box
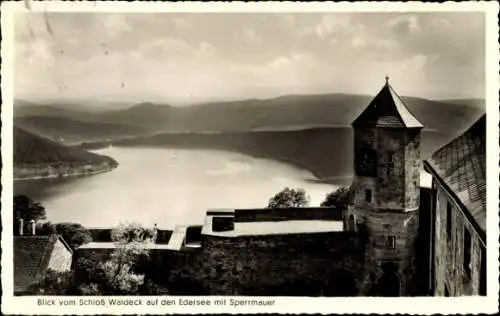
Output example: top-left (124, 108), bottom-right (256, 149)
top-left (347, 77), bottom-right (424, 296)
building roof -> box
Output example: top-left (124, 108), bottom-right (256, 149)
top-left (14, 235), bottom-right (72, 292)
top-left (426, 115), bottom-right (486, 237)
top-left (202, 217), bottom-right (344, 238)
top-left (352, 78), bottom-right (424, 128)
top-left (202, 207), bottom-right (345, 237)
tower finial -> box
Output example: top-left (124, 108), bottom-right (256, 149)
top-left (385, 75), bottom-right (389, 85)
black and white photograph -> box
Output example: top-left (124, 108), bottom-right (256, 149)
top-left (2, 1), bottom-right (499, 314)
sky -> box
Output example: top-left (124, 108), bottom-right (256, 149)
top-left (15, 12), bottom-right (485, 105)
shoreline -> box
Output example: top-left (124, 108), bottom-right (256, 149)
top-left (88, 144), bottom-right (352, 186)
top-left (14, 164), bottom-right (117, 182)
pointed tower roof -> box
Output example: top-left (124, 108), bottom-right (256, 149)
top-left (352, 77), bottom-right (424, 128)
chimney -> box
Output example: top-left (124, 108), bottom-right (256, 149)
top-left (18, 218), bottom-right (24, 236)
top-left (30, 220), bottom-right (36, 236)
top-left (152, 223), bottom-right (158, 243)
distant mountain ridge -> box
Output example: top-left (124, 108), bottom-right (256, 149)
top-left (14, 94), bottom-right (485, 144)
top-left (15, 116), bottom-right (146, 145)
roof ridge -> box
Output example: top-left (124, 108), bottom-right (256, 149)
top-left (387, 84), bottom-right (423, 127)
top-left (385, 84), bottom-right (406, 126)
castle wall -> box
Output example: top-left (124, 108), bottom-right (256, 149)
top-left (171, 232), bottom-right (366, 296)
top-left (433, 180), bottom-right (486, 296)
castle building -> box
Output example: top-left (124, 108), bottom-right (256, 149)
top-left (424, 115), bottom-right (486, 296)
top-left (71, 78), bottom-right (486, 297)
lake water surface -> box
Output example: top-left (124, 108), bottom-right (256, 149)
top-left (15, 147), bottom-right (338, 229)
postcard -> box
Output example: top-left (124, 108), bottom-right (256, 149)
top-left (1, 1), bottom-right (499, 314)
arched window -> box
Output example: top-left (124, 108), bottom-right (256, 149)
top-left (349, 214), bottom-right (357, 231)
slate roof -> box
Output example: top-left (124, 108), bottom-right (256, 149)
top-left (352, 79), bottom-right (424, 128)
top-left (14, 235), bottom-right (72, 293)
top-left (426, 115), bottom-right (486, 237)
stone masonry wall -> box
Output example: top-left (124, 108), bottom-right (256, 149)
top-left (348, 206), bottom-right (420, 295)
top-left (433, 182), bottom-right (486, 296)
top-left (404, 130), bottom-right (421, 210)
top-left (174, 232), bottom-right (366, 296)
top-left (353, 128), bottom-right (378, 206)
top-left (376, 128), bottom-right (407, 210)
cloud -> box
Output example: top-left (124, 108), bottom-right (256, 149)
top-left (351, 37), bottom-right (367, 48)
top-left (314, 15), bottom-right (351, 39)
top-left (266, 53), bottom-right (314, 69)
top-left (387, 15), bottom-right (420, 35)
top-left (268, 56), bottom-right (290, 69)
top-left (402, 54), bottom-right (428, 72)
top-left (374, 39), bottom-right (397, 50)
top-left (172, 17), bottom-right (193, 31)
top-left (235, 28), bottom-right (263, 45)
top-left (137, 37), bottom-right (217, 59)
top-left (17, 37), bottom-right (55, 65)
top-left (198, 41), bottom-right (217, 56)
top-left (14, 12), bottom-right (485, 102)
top-left (282, 14), bottom-right (295, 28)
top-left (430, 18), bottom-right (451, 30)
top-left (137, 37), bottom-right (190, 57)
top-left (103, 14), bottom-right (132, 38)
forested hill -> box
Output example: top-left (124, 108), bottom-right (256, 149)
top-left (14, 127), bottom-right (117, 180)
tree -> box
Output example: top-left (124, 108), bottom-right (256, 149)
top-left (25, 269), bottom-right (73, 295)
top-left (321, 186), bottom-right (352, 209)
top-left (111, 222), bottom-right (154, 243)
top-left (31, 221), bottom-right (92, 249)
top-left (54, 223), bottom-right (92, 250)
top-left (14, 195), bottom-right (46, 235)
top-left (267, 187), bottom-right (310, 208)
top-left (14, 194), bottom-right (46, 221)
top-left (75, 222), bottom-right (156, 295)
top-left (35, 221), bottom-right (57, 235)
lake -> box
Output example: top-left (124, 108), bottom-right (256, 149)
top-left (14, 147), bottom-right (339, 229)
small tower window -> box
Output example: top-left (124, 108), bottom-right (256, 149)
top-left (388, 151), bottom-right (394, 164)
top-left (365, 189), bottom-right (372, 203)
top-left (386, 236), bottom-right (396, 249)
top-left (349, 214), bottom-right (357, 231)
